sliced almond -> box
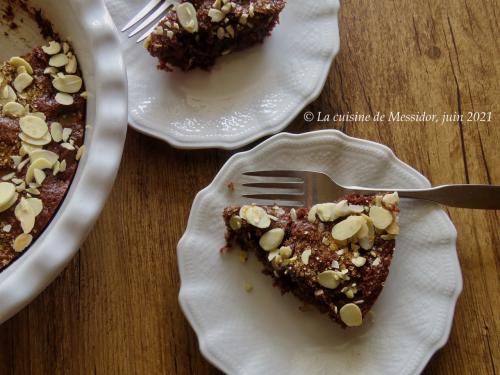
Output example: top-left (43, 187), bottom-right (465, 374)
top-left (359, 218), bottom-right (375, 250)
top-left (279, 246), bottom-right (292, 259)
top-left (65, 55), bottom-right (78, 74)
top-left (49, 53), bottom-right (69, 67)
top-left (13, 233), bottom-right (33, 252)
top-left (14, 198), bottom-right (36, 233)
top-left (9, 57), bottom-right (33, 74)
top-left (386, 216), bottom-right (400, 235)
top-left (50, 122), bottom-right (63, 142)
top-left (25, 158), bottom-right (54, 183)
top-left (55, 92), bottom-right (74, 105)
top-left (339, 303), bottom-right (363, 327)
top-left (382, 192), bottom-right (399, 208)
top-left (176, 2), bottom-right (199, 33)
top-left (29, 149), bottom-right (59, 165)
top-left (19, 131), bottom-right (52, 146)
top-left (52, 75), bottom-right (82, 93)
top-left (0, 85), bottom-right (17, 105)
top-left (20, 115), bottom-right (49, 139)
top-left (42, 41), bottom-right (61, 55)
top-left (259, 228), bottom-right (285, 251)
top-left (13, 72), bottom-right (33, 92)
top-left (243, 206), bottom-right (270, 229)
top-left (369, 206), bottom-right (393, 230)
top-left (351, 256), bottom-right (366, 267)
top-left (317, 270), bottom-right (340, 289)
top-left (27, 197), bottom-right (43, 216)
top-left (62, 127), bottom-right (72, 142)
top-left (75, 145), bottom-right (86, 161)
top-left (332, 215), bottom-right (365, 241)
top-left (208, 8), bottom-right (225, 22)
top-left (0, 182), bottom-right (16, 208)
top-left (20, 142), bottom-right (42, 156)
top-left (33, 168), bottom-right (46, 185)
top-left (301, 248), bottom-right (312, 265)
top-left (2, 101), bottom-right (25, 117)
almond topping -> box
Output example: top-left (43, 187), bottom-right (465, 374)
top-left (339, 303), bottom-right (363, 327)
top-left (259, 228), bottom-right (285, 251)
top-left (369, 206), bottom-right (393, 230)
top-left (13, 233), bottom-right (33, 252)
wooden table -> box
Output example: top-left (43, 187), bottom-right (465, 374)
top-left (1, 0), bottom-right (499, 374)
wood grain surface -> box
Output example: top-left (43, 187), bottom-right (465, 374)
top-left (1, 0), bottom-right (499, 374)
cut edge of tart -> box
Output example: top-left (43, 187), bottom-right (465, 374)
top-left (222, 193), bottom-right (400, 328)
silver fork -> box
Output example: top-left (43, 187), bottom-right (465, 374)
top-left (242, 170), bottom-right (500, 209)
top-left (121, 0), bottom-right (177, 43)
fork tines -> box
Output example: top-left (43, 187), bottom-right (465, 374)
top-left (121, 0), bottom-right (174, 43)
top-left (242, 170), bottom-right (306, 205)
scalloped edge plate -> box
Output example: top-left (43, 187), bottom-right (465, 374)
top-left (106, 0), bottom-right (340, 150)
top-left (178, 130), bottom-right (463, 374)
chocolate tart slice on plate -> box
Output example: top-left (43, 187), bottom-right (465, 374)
top-left (223, 192), bottom-right (400, 327)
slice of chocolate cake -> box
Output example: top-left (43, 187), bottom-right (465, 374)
top-left (223, 193), bottom-right (400, 327)
top-left (144, 0), bottom-right (286, 71)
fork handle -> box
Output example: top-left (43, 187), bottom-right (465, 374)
top-left (349, 184), bottom-right (500, 209)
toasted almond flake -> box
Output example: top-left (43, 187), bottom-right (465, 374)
top-left (241, 205), bottom-right (270, 229)
top-left (0, 85), bottom-right (17, 104)
top-left (62, 127), bottom-right (72, 142)
top-left (52, 74), bottom-right (82, 93)
top-left (0, 182), bottom-right (16, 208)
top-left (42, 41), bottom-right (61, 55)
top-left (339, 303), bottom-right (363, 327)
top-left (208, 8), bottom-right (225, 22)
top-left (65, 55), bottom-right (77, 74)
top-left (301, 248), bottom-right (312, 265)
top-left (25, 158), bottom-right (54, 183)
top-left (14, 198), bottom-right (35, 233)
top-left (386, 217), bottom-right (400, 235)
top-left (16, 66), bottom-right (27, 74)
top-left (11, 178), bottom-right (23, 185)
top-left (17, 158), bottom-right (30, 172)
top-left (279, 246), bottom-right (292, 259)
top-left (259, 228), bottom-right (285, 251)
top-left (61, 142), bottom-right (75, 150)
top-left (1, 172), bottom-right (15, 181)
top-left (352, 256), bottom-right (367, 267)
top-left (50, 122), bottom-right (63, 142)
top-left (44, 66), bottom-right (59, 75)
top-left (26, 187), bottom-right (40, 195)
top-left (19, 142), bottom-right (42, 156)
top-left (29, 149), bottom-right (59, 165)
top-left (63, 42), bottom-right (70, 54)
top-left (13, 233), bottom-right (33, 252)
top-left (317, 270), bottom-right (340, 289)
top-left (19, 115), bottom-right (49, 139)
top-left (27, 197), bottom-right (43, 216)
top-left (2, 101), bottom-right (25, 117)
top-left (33, 168), bottom-right (46, 185)
top-left (372, 257), bottom-right (381, 266)
top-left (176, 2), bottom-right (199, 33)
top-left (268, 248), bottom-right (280, 262)
top-left (332, 215), bottom-right (365, 241)
top-left (382, 192), bottom-right (399, 207)
top-left (19, 131), bottom-right (52, 146)
top-left (55, 92), bottom-right (74, 106)
top-left (15, 182), bottom-right (25, 192)
top-left (369, 206), bottom-right (393, 230)
top-left (76, 145), bottom-right (86, 160)
top-left (9, 57), bottom-right (33, 74)
top-left (49, 53), bottom-right (69, 67)
top-left (59, 159), bottom-right (67, 172)
top-left (13, 72), bottom-right (33, 93)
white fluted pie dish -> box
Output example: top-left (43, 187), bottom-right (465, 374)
top-left (0, 0), bottom-right (127, 324)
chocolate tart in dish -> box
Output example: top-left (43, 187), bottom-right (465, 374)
top-left (223, 192), bottom-right (400, 327)
top-left (0, 40), bottom-right (86, 271)
top-left (145, 0), bottom-right (286, 71)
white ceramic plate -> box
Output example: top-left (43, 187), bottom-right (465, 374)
top-left (105, 0), bottom-right (340, 149)
top-left (178, 130), bottom-right (463, 375)
top-left (0, 0), bottom-right (127, 323)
